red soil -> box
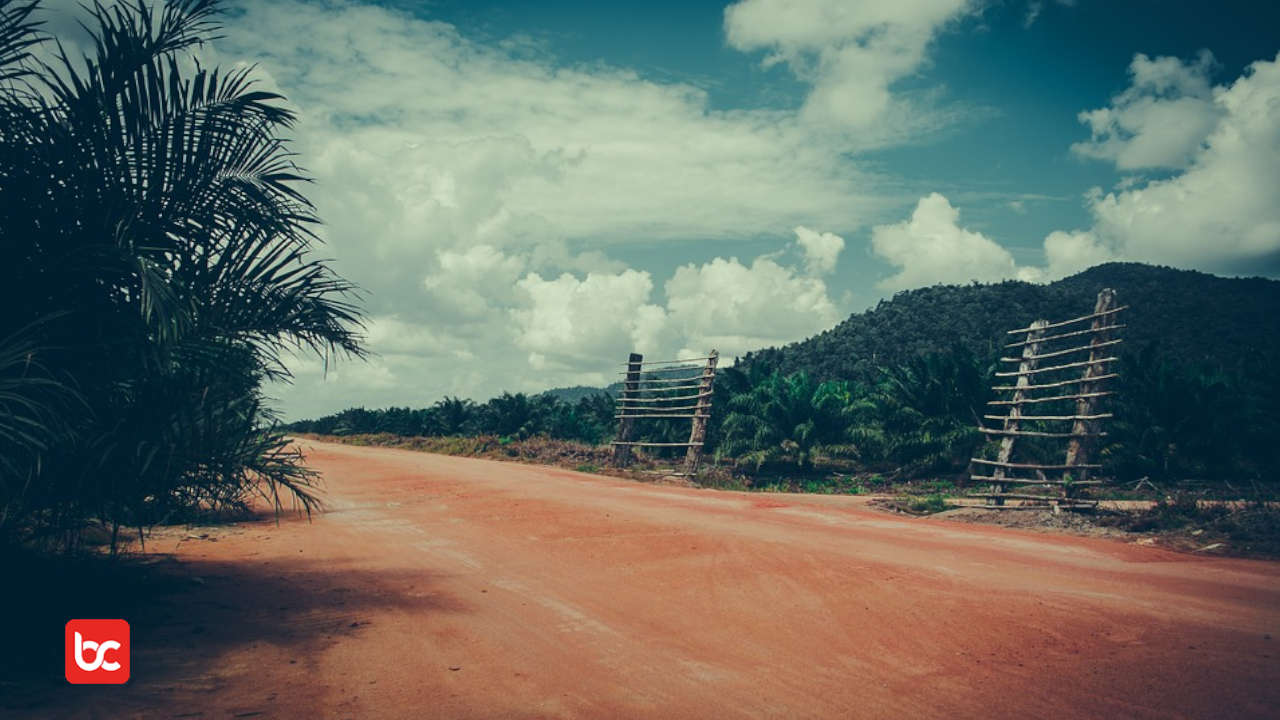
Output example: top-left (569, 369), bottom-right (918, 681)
top-left (24, 439), bottom-right (1280, 718)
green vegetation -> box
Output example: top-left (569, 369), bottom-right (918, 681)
top-left (904, 494), bottom-right (950, 515)
top-left (719, 372), bottom-right (861, 471)
top-left (288, 392), bottom-right (618, 445)
top-left (0, 1), bottom-right (363, 550)
top-left (742, 263), bottom-right (1280, 383)
top-left (289, 264), bottom-right (1280, 498)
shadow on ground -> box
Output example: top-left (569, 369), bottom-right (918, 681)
top-left (1, 541), bottom-right (466, 717)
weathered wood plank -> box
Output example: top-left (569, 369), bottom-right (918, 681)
top-left (685, 350), bottom-right (719, 474)
top-left (611, 353), bottom-right (643, 466)
top-left (979, 428), bottom-right (1107, 438)
top-left (970, 459), bottom-right (1102, 470)
top-left (987, 391), bottom-right (1115, 406)
top-left (988, 320), bottom-right (1047, 505)
top-left (611, 441), bottom-right (704, 447)
top-left (991, 373), bottom-right (1119, 391)
top-left (621, 357), bottom-right (716, 367)
top-left (1006, 305), bottom-right (1127, 334)
top-left (982, 413), bottom-right (1113, 422)
top-left (969, 475), bottom-right (1103, 485)
top-left (994, 356), bottom-right (1119, 377)
top-left (998, 338), bottom-right (1122, 363)
top-left (1005, 324), bottom-right (1127, 348)
top-left (1064, 288), bottom-right (1119, 487)
top-left (615, 392), bottom-right (713, 403)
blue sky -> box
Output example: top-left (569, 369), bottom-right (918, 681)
top-left (44, 0), bottom-right (1279, 417)
top-left (401, 0), bottom-right (1280, 299)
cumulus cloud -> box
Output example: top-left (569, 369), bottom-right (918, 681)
top-left (29, 0), bottom-right (1063, 419)
top-left (793, 226), bottom-right (845, 275)
top-left (167, 0), bottom-right (905, 416)
top-left (513, 270), bottom-right (667, 372)
top-left (422, 245), bottom-right (528, 322)
top-left (1072, 51), bottom-right (1220, 170)
top-left (1041, 230), bottom-right (1116, 279)
top-left (509, 251), bottom-right (849, 380)
top-left (1064, 52), bottom-right (1280, 275)
top-left (724, 0), bottom-right (975, 128)
top-left (871, 193), bottom-right (1040, 290)
top-left (664, 257), bottom-right (843, 359)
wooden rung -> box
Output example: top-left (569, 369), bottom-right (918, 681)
top-left (610, 441), bottom-right (703, 447)
top-left (625, 377), bottom-right (707, 386)
top-left (998, 339), bottom-right (1123, 363)
top-left (970, 459), bottom-right (1103, 470)
top-left (969, 492), bottom-right (1083, 501)
top-left (982, 413), bottom-right (1113, 422)
top-left (616, 392), bottom-right (712, 403)
top-left (975, 503), bottom-right (1097, 510)
top-left (623, 385), bottom-right (706, 395)
top-left (994, 357), bottom-right (1119, 377)
top-left (988, 391), bottom-right (1115, 406)
top-left (623, 357), bottom-right (714, 367)
top-left (618, 365), bottom-right (707, 375)
top-left (969, 475), bottom-right (1103, 485)
top-left (615, 414), bottom-right (710, 419)
top-left (617, 403), bottom-right (702, 412)
top-left (978, 428), bottom-right (1106, 438)
top-left (1006, 306), bottom-right (1128, 335)
top-left (992, 373), bottom-right (1119, 391)
top-left (1005, 324), bottom-right (1127, 348)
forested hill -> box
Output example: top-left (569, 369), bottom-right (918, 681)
top-left (740, 263), bottom-right (1280, 382)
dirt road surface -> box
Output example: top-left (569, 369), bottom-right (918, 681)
top-left (22, 439), bottom-right (1280, 718)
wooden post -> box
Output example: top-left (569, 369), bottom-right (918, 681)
top-left (612, 352), bottom-right (643, 466)
top-left (993, 321), bottom-right (1047, 504)
top-left (683, 350), bottom-right (718, 475)
top-left (1064, 289), bottom-right (1117, 490)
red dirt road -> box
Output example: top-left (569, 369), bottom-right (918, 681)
top-left (30, 439), bottom-right (1280, 718)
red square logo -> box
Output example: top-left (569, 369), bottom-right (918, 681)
top-left (65, 619), bottom-right (130, 684)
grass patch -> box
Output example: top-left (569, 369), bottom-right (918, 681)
top-left (905, 493), bottom-right (950, 515)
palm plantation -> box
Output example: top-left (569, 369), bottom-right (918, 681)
top-left (2, 0), bottom-right (1275, 549)
top-left (0, 0), bottom-right (363, 548)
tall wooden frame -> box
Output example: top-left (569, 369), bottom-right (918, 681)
top-left (970, 290), bottom-right (1125, 510)
top-left (610, 350), bottom-right (719, 476)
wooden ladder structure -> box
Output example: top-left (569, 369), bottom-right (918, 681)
top-left (611, 350), bottom-right (719, 476)
top-left (969, 289), bottom-right (1125, 510)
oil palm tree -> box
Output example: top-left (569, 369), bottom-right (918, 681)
top-left (720, 372), bottom-right (859, 471)
top-left (0, 0), bottom-right (364, 545)
top-left (429, 397), bottom-right (477, 436)
top-left (870, 347), bottom-right (989, 474)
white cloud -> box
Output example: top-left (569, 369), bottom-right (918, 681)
top-left (1063, 52), bottom-right (1280, 274)
top-left (793, 226), bottom-right (845, 275)
top-left (724, 0), bottom-right (975, 128)
top-left (177, 0), bottom-right (908, 416)
top-left (1042, 230), bottom-right (1116, 279)
top-left (35, 0), bottom-right (1119, 420)
top-left (508, 250), bottom-right (849, 381)
top-left (871, 193), bottom-right (1040, 290)
top-left (1072, 51), bottom-right (1220, 170)
top-left (664, 256), bottom-right (842, 359)
top-left (215, 0), bottom-right (890, 258)
top-left (513, 270), bottom-right (667, 372)
top-left (422, 245), bottom-right (528, 322)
